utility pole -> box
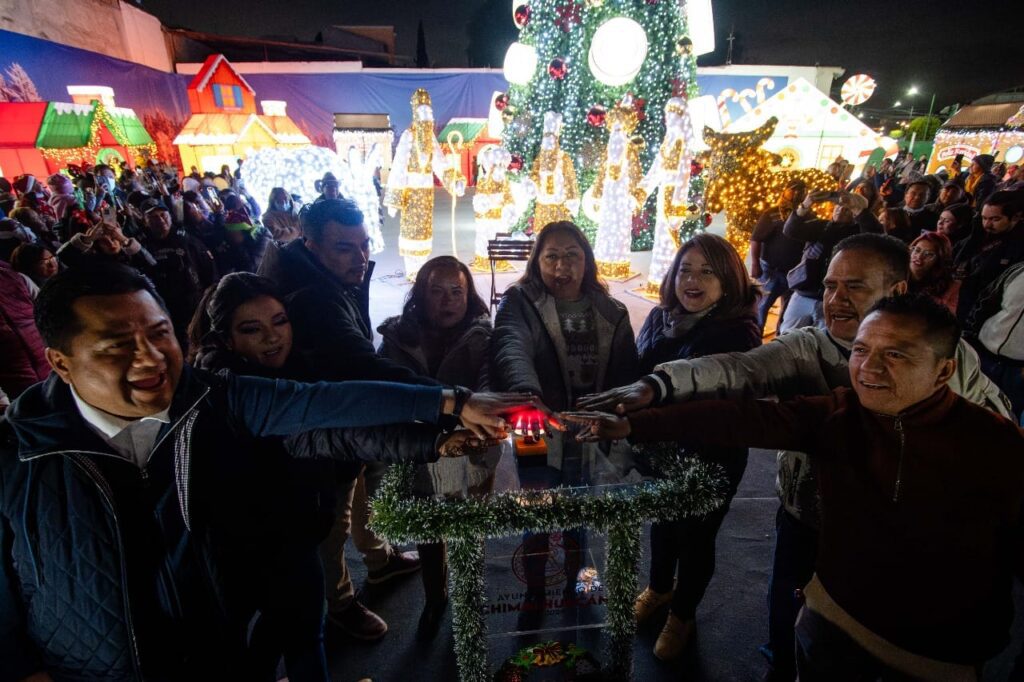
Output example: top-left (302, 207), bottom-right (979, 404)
top-left (726, 24), bottom-right (735, 65)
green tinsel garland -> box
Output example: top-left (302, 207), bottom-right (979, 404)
top-left (370, 450), bottom-right (725, 682)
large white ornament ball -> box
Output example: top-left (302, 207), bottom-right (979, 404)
top-left (588, 17), bottom-right (648, 87)
top-left (504, 42), bottom-right (538, 86)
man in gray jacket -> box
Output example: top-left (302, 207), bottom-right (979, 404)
top-left (579, 233), bottom-right (1012, 680)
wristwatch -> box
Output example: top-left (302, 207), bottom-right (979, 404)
top-left (452, 386), bottom-right (472, 418)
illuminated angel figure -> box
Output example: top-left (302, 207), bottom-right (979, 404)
top-left (640, 97), bottom-right (695, 296)
top-left (384, 88), bottom-right (466, 277)
top-left (529, 112), bottom-right (579, 234)
top-left (591, 102), bottom-right (645, 279)
top-left (471, 146), bottom-right (518, 272)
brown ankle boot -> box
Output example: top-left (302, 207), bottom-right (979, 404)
top-left (634, 586), bottom-right (673, 624)
top-left (653, 612), bottom-right (696, 660)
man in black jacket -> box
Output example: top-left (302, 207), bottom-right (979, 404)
top-left (954, 190), bottom-right (1024, 324)
top-left (259, 199), bottom-right (435, 640)
top-left (137, 198), bottom-right (216, 342)
top-left (0, 263), bottom-right (523, 682)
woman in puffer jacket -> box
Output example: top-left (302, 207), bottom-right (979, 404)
top-left (377, 255), bottom-right (497, 641)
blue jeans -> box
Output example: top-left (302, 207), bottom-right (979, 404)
top-left (757, 261), bottom-right (793, 334)
top-left (764, 506), bottom-right (819, 679)
top-left (780, 292), bottom-right (825, 333)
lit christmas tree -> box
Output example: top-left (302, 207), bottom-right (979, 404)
top-left (500, 0), bottom-right (706, 252)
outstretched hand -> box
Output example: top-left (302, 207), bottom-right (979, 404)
top-left (458, 392), bottom-right (554, 439)
top-left (560, 411), bottom-right (632, 442)
top-left (575, 381), bottom-right (655, 414)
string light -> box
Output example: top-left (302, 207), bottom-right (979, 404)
top-left (241, 146), bottom-right (345, 207)
top-left (39, 101), bottom-right (157, 168)
top-left (592, 101), bottom-right (644, 279)
top-left (928, 129), bottom-right (1024, 174)
top-left (471, 146), bottom-right (518, 271)
top-left (701, 116), bottom-right (836, 257)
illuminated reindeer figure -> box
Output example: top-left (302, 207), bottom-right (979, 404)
top-left (700, 116), bottom-right (836, 258)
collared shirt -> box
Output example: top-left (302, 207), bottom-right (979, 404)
top-left (71, 386), bottom-right (171, 468)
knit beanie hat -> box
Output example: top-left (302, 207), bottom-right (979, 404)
top-left (972, 154), bottom-right (995, 173)
top-left (12, 175), bottom-right (35, 196)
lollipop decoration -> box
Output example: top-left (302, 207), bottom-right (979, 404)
top-left (841, 74), bottom-right (877, 106)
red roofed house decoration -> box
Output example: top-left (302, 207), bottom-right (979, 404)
top-left (174, 54), bottom-right (310, 173)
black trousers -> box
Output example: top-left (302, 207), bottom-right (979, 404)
top-left (648, 448), bottom-right (747, 619)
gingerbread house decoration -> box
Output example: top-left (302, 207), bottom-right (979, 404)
top-left (173, 54), bottom-right (310, 173)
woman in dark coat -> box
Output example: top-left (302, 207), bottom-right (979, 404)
top-left (632, 233), bottom-right (762, 661)
top-left (189, 273), bottom-right (467, 681)
top-left (377, 255), bottom-right (496, 640)
top-left (490, 221), bottom-right (641, 610)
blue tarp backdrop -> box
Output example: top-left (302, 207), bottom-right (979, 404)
top-left (0, 28), bottom-right (804, 166)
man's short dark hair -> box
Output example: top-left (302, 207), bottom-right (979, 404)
top-left (35, 263), bottom-right (167, 353)
top-left (299, 199), bottom-right (364, 243)
top-left (832, 233), bottom-right (910, 285)
top-left (984, 190), bottom-right (1024, 218)
top-left (906, 180), bottom-right (931, 192)
top-left (866, 293), bottom-right (961, 359)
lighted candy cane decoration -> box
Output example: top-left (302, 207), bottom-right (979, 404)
top-left (640, 97), bottom-right (695, 297)
top-left (717, 88), bottom-right (737, 127)
top-left (755, 78), bottom-right (775, 104)
top-left (732, 88), bottom-right (758, 114)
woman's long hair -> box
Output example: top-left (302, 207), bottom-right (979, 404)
top-left (396, 256), bottom-right (489, 345)
top-left (908, 231), bottom-right (954, 299)
top-left (186, 272), bottom-right (284, 362)
top-left (518, 221), bottom-right (608, 295)
top-left (659, 233), bottom-right (760, 318)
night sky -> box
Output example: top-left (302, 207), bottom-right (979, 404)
top-left (144, 0), bottom-right (1024, 119)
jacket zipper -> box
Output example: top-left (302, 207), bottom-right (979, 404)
top-left (892, 416), bottom-right (905, 503)
top-left (68, 453), bottom-right (143, 680)
top-left (17, 388), bottom-right (209, 679)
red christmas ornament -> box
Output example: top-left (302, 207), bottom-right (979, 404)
top-left (703, 213), bottom-right (713, 227)
top-left (513, 4), bottom-right (531, 28)
top-left (508, 154), bottom-right (524, 172)
top-left (630, 95), bottom-right (647, 121)
top-left (547, 57), bottom-right (568, 80)
top-left (554, 0), bottom-right (583, 32)
top-left (690, 159), bottom-right (703, 176)
top-left (494, 93), bottom-right (510, 111)
top-left (586, 104), bottom-right (607, 127)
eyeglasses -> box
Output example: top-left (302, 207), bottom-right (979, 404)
top-left (910, 246), bottom-right (937, 260)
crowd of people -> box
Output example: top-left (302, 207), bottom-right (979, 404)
top-left (0, 151), bottom-right (1022, 682)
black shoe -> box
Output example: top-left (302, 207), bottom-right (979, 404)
top-left (416, 597), bottom-right (448, 642)
top-left (326, 600), bottom-right (388, 641)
